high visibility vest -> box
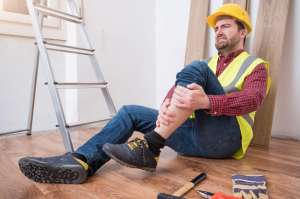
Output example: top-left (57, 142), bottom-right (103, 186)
top-left (208, 51), bottom-right (271, 159)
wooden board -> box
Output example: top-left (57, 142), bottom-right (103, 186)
top-left (252, 0), bottom-right (290, 147)
top-left (223, 0), bottom-right (248, 9)
top-left (184, 0), bottom-right (209, 64)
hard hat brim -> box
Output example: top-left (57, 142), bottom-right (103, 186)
top-left (207, 11), bottom-right (252, 33)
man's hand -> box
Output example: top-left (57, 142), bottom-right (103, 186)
top-left (172, 83), bottom-right (210, 110)
top-left (156, 98), bottom-right (176, 127)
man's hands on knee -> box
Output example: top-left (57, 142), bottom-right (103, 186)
top-left (156, 83), bottom-right (210, 127)
top-left (172, 83), bottom-right (210, 110)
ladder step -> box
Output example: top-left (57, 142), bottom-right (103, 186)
top-left (0, 129), bottom-right (30, 136)
top-left (54, 81), bottom-right (108, 89)
top-left (41, 41), bottom-right (95, 55)
top-left (64, 118), bottom-right (112, 128)
top-left (34, 4), bottom-right (83, 23)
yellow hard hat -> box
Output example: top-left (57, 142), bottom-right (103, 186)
top-left (207, 3), bottom-right (252, 33)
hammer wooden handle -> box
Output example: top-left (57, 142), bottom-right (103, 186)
top-left (173, 182), bottom-right (194, 196)
top-left (157, 172), bottom-right (207, 199)
top-left (173, 172), bottom-right (207, 197)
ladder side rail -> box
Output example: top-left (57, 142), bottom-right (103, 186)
top-left (26, 0), bottom-right (74, 152)
top-left (27, 8), bottom-right (46, 136)
top-left (26, 34), bottom-right (41, 136)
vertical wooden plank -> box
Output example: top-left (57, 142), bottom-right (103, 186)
top-left (223, 0), bottom-right (248, 9)
top-left (252, 0), bottom-right (290, 147)
top-left (222, 0), bottom-right (250, 15)
top-left (184, 0), bottom-right (209, 64)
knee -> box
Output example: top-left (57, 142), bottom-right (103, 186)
top-left (119, 105), bottom-right (133, 115)
top-left (185, 61), bottom-right (210, 75)
top-left (118, 105), bottom-right (141, 117)
top-left (115, 106), bottom-right (134, 124)
top-left (176, 61), bottom-right (209, 87)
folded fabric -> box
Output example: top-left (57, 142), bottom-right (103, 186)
top-left (232, 174), bottom-right (268, 199)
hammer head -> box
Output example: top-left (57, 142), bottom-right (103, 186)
top-left (157, 193), bottom-right (185, 199)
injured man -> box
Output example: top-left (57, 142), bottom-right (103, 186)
top-left (19, 3), bottom-right (270, 185)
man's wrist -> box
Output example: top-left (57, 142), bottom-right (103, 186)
top-left (207, 95), bottom-right (223, 116)
top-left (205, 95), bottom-right (211, 109)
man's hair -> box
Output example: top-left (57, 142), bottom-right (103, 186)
top-left (235, 20), bottom-right (246, 31)
top-left (235, 19), bottom-right (246, 45)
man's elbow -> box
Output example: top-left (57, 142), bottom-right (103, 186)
top-left (253, 90), bottom-right (266, 109)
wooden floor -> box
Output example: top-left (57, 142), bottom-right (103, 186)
top-left (0, 128), bottom-right (299, 199)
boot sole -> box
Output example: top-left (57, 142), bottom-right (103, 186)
top-left (103, 146), bottom-right (156, 172)
top-left (18, 157), bottom-right (87, 184)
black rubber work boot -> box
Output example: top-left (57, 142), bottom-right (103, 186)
top-left (102, 138), bottom-right (158, 172)
top-left (18, 152), bottom-right (87, 184)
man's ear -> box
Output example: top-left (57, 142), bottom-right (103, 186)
top-left (241, 29), bottom-right (248, 38)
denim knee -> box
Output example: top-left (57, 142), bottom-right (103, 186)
top-left (119, 105), bottom-right (129, 113)
top-left (175, 61), bottom-right (210, 87)
top-left (118, 105), bottom-right (134, 120)
top-left (117, 105), bottom-right (145, 123)
top-left (119, 105), bottom-right (140, 114)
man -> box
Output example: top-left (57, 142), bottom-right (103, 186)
top-left (19, 4), bottom-right (270, 184)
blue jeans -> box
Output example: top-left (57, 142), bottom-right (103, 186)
top-left (76, 61), bottom-right (241, 175)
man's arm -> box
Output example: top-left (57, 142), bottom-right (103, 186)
top-left (157, 63), bottom-right (267, 126)
top-left (208, 64), bottom-right (268, 116)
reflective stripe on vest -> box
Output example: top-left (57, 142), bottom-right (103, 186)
top-left (223, 55), bottom-right (257, 93)
top-left (243, 113), bottom-right (254, 126)
top-left (208, 52), bottom-right (270, 159)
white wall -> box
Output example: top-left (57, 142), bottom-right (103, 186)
top-left (0, 0), bottom-right (156, 132)
top-left (0, 35), bottom-right (65, 132)
top-left (155, 0), bottom-right (191, 106)
top-left (77, 0), bottom-right (156, 123)
top-left (155, 0), bottom-right (300, 140)
top-left (272, 0), bottom-right (300, 139)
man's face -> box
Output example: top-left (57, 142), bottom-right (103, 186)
top-left (214, 17), bottom-right (245, 52)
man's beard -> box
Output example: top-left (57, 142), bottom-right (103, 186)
top-left (215, 35), bottom-right (240, 52)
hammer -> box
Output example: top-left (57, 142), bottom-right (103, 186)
top-left (157, 172), bottom-right (207, 199)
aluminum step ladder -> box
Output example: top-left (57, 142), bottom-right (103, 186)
top-left (24, 0), bottom-right (116, 152)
